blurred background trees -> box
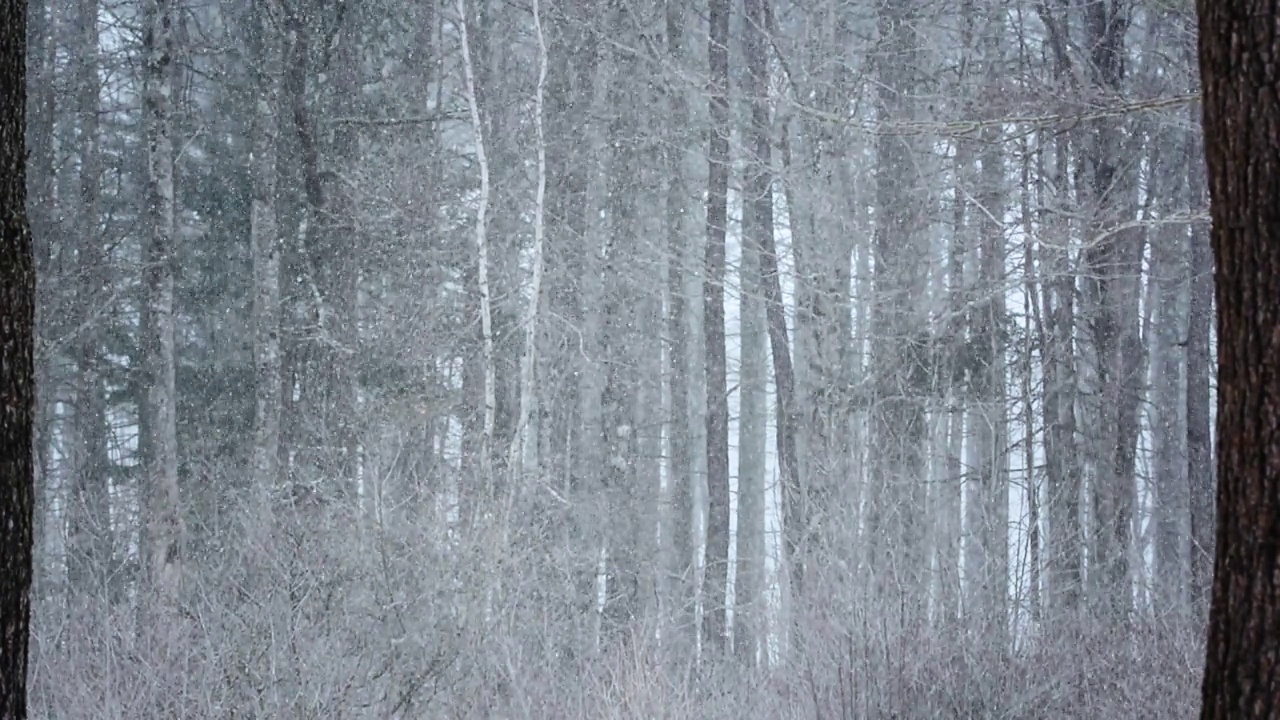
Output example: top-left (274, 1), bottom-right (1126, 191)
top-left (26, 0), bottom-right (1214, 715)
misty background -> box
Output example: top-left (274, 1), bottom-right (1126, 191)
top-left (26, 0), bottom-right (1212, 716)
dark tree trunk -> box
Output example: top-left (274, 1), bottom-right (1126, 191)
top-left (702, 0), bottom-right (731, 655)
top-left (1196, 0), bottom-right (1280, 715)
top-left (663, 0), bottom-right (695, 652)
top-left (0, 0), bottom-right (33, 714)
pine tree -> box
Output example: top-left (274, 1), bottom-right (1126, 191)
top-left (1197, 0), bottom-right (1280, 715)
top-left (0, 0), bottom-right (34, 713)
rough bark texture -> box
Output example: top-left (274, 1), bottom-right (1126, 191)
top-left (1196, 0), bottom-right (1280, 715)
top-left (0, 0), bottom-right (33, 713)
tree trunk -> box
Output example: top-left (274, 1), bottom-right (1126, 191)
top-left (662, 0), bottom-right (695, 654)
top-left (1151, 133), bottom-right (1190, 616)
top-left (1041, 126), bottom-right (1084, 621)
top-left (1196, 0), bottom-right (1280, 714)
top-left (506, 0), bottom-right (547, 486)
top-left (1080, 0), bottom-right (1139, 624)
top-left (738, 0), bottom-right (772, 660)
top-left (1186, 114), bottom-right (1214, 628)
top-left (249, 0), bottom-right (283, 516)
top-left (457, 0), bottom-right (497, 495)
top-left (0, 0), bottom-right (34, 712)
top-left (142, 0), bottom-right (182, 610)
top-left (868, 0), bottom-right (928, 621)
top-left (702, 0), bottom-right (731, 655)
top-left (68, 0), bottom-right (113, 599)
top-left (970, 112), bottom-right (1008, 640)
top-left (770, 121), bottom-right (802, 612)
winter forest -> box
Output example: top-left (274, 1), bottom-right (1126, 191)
top-left (22, 0), bottom-right (1215, 716)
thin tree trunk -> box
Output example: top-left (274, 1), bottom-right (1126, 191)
top-left (457, 0), bottom-right (496, 494)
top-left (738, 0), bottom-right (772, 660)
top-left (770, 126), bottom-right (802, 618)
top-left (68, 0), bottom-right (112, 599)
top-left (250, 1), bottom-right (283, 517)
top-left (25, 0), bottom-right (53, 606)
top-left (0, 0), bottom-right (34, 711)
top-left (1186, 109), bottom-right (1214, 628)
top-left (508, 0), bottom-right (547, 485)
top-left (1020, 146), bottom-right (1043, 623)
top-left (1196, 0), bottom-right (1280, 714)
top-left (702, 0), bottom-right (731, 655)
top-left (1042, 126), bottom-right (1084, 621)
top-left (662, 0), bottom-right (694, 654)
top-left (142, 0), bottom-right (182, 610)
top-left (972, 113), bottom-right (1008, 641)
top-left (1151, 135), bottom-right (1190, 616)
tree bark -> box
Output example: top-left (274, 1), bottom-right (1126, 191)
top-left (738, 0), bottom-right (772, 660)
top-left (142, 0), bottom-right (182, 610)
top-left (1196, 0), bottom-right (1280, 715)
top-left (0, 0), bottom-right (33, 712)
top-left (662, 0), bottom-right (695, 653)
top-left (457, 0), bottom-right (497, 495)
top-left (506, 0), bottom-right (547, 486)
top-left (702, 0), bottom-right (731, 655)
top-left (1151, 132), bottom-right (1190, 615)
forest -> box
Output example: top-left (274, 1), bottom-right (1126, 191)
top-left (0, 0), bottom-right (1232, 716)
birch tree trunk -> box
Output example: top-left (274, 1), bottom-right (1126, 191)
top-left (507, 0), bottom-right (547, 486)
top-left (457, 0), bottom-right (497, 494)
top-left (0, 0), bottom-right (34, 710)
top-left (142, 0), bottom-right (182, 610)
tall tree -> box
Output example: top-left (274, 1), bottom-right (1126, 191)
top-left (702, 0), bottom-right (731, 654)
top-left (0, 0), bottom-right (33, 713)
top-left (141, 0), bottom-right (182, 609)
top-left (1187, 102), bottom-right (1215, 627)
top-left (457, 0), bottom-right (497, 495)
top-left (67, 0), bottom-right (112, 597)
top-left (738, 0), bottom-right (772, 659)
top-left (662, 0), bottom-right (695, 652)
top-left (249, 0), bottom-right (283, 514)
top-left (1081, 0), bottom-right (1140, 623)
top-left (867, 0), bottom-right (929, 619)
top-left (1196, 0), bottom-right (1280, 715)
